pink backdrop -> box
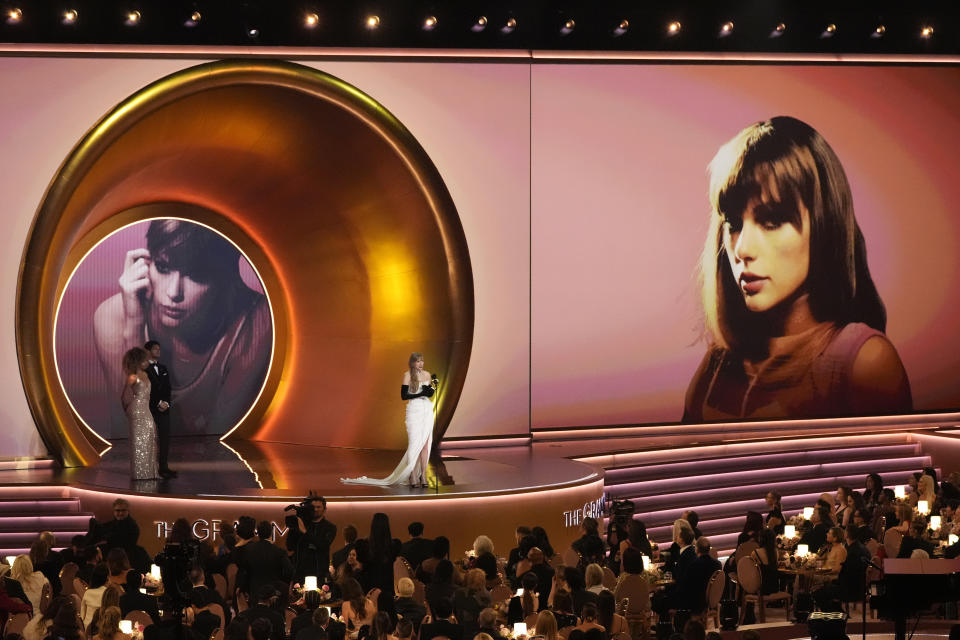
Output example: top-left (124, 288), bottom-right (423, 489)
top-left (531, 65), bottom-right (960, 428)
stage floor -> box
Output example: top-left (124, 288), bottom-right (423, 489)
top-left (0, 436), bottom-right (600, 500)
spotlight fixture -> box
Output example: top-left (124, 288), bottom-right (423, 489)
top-left (666, 20), bottom-right (681, 36)
top-left (770, 22), bottom-right (786, 38)
top-left (124, 10), bottom-right (141, 26)
top-left (501, 17), bottom-right (516, 34)
top-left (560, 18), bottom-right (574, 35)
top-left (184, 10), bottom-right (201, 27)
top-left (62, 8), bottom-right (78, 25)
top-left (6, 7), bottom-right (22, 24)
top-left (820, 23), bottom-right (837, 39)
top-left (304, 12), bottom-right (319, 28)
top-left (471, 15), bottom-right (487, 32)
top-left (719, 21), bottom-right (734, 37)
top-left (871, 25), bottom-right (886, 38)
top-left (365, 15), bottom-right (380, 30)
top-left (423, 15), bottom-right (437, 31)
top-left (921, 25), bottom-right (934, 39)
top-left (613, 19), bottom-right (629, 36)
top-left (247, 27), bottom-right (259, 39)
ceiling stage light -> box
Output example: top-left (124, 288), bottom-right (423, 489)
top-left (666, 21), bottom-right (681, 36)
top-left (6, 7), bottom-right (22, 24)
top-left (770, 22), bottom-right (786, 38)
top-left (560, 18), bottom-right (574, 35)
top-left (613, 19), bottom-right (629, 36)
top-left (304, 13), bottom-right (319, 28)
top-left (471, 16), bottom-right (487, 32)
top-left (921, 25), bottom-right (934, 39)
top-left (501, 17), bottom-right (517, 34)
top-left (423, 15), bottom-right (437, 31)
top-left (719, 21), bottom-right (734, 37)
top-left (125, 10), bottom-right (141, 26)
top-left (62, 9), bottom-right (78, 25)
top-left (184, 10), bottom-right (201, 27)
top-left (365, 15), bottom-right (380, 30)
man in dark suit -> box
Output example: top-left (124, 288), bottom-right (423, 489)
top-left (675, 537), bottom-right (722, 613)
top-left (295, 605), bottom-right (345, 640)
top-left (477, 608), bottom-right (509, 640)
top-left (144, 341), bottom-right (176, 478)
top-left (120, 570), bottom-right (160, 623)
top-left (420, 597), bottom-right (464, 640)
top-left (400, 522), bottom-right (434, 572)
top-left (239, 521), bottom-right (294, 602)
top-left (653, 527), bottom-right (697, 616)
top-left (237, 585), bottom-right (286, 640)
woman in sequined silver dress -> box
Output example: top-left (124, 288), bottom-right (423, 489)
top-left (121, 347), bottom-right (159, 480)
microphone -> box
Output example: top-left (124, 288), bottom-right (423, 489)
top-left (431, 373), bottom-right (439, 388)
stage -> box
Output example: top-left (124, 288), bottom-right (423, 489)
top-left (0, 436), bottom-right (605, 557)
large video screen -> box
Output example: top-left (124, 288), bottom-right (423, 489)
top-left (531, 64), bottom-right (960, 428)
top-left (55, 216), bottom-right (272, 439)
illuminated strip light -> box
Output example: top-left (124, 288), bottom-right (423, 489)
top-left (53, 216), bottom-right (277, 449)
top-left (217, 440), bottom-right (265, 490)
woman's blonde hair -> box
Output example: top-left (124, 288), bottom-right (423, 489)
top-left (918, 475), bottom-right (936, 502)
top-left (98, 606), bottom-right (123, 640)
top-left (534, 610), bottom-right (559, 640)
top-left (465, 568), bottom-right (486, 592)
top-left (473, 535), bottom-right (494, 556)
top-left (408, 352), bottom-right (424, 393)
top-left (122, 347), bottom-right (148, 376)
top-left (699, 116), bottom-right (885, 354)
top-left (101, 584), bottom-right (123, 610)
top-left (584, 563), bottom-right (603, 589)
top-left (10, 554), bottom-right (33, 581)
top-left (397, 577), bottom-right (415, 598)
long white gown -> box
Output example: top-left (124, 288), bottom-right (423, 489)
top-left (340, 391), bottom-right (435, 486)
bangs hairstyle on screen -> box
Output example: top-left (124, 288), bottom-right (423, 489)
top-left (146, 219), bottom-right (242, 284)
top-left (699, 115), bottom-right (886, 352)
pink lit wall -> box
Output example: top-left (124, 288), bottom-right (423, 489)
top-left (531, 64), bottom-right (960, 428)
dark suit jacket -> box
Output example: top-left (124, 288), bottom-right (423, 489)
top-left (675, 554), bottom-right (721, 613)
top-left (239, 539), bottom-right (294, 598)
top-left (673, 545), bottom-right (697, 583)
top-left (146, 361), bottom-right (172, 412)
top-left (120, 590), bottom-right (161, 623)
top-left (144, 620), bottom-right (203, 640)
top-left (400, 537), bottom-right (434, 572)
top-left (420, 619), bottom-right (464, 640)
top-left (394, 597), bottom-right (427, 629)
top-left (296, 621), bottom-right (345, 640)
top-left (238, 604), bottom-right (285, 640)
top-left (192, 609), bottom-right (222, 640)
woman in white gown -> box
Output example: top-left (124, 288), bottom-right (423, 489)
top-left (342, 352), bottom-right (436, 487)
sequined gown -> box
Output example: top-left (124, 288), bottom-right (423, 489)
top-left (123, 376), bottom-right (159, 480)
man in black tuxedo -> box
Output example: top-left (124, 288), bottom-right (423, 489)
top-left (675, 537), bottom-right (722, 614)
top-left (144, 341), bottom-right (176, 478)
top-left (120, 570), bottom-right (160, 623)
top-left (400, 522), bottom-right (434, 572)
top-left (238, 521), bottom-right (294, 603)
top-left (653, 527), bottom-right (697, 616)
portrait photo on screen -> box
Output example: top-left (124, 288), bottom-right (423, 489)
top-left (55, 215), bottom-right (273, 439)
top-left (683, 115), bottom-right (912, 422)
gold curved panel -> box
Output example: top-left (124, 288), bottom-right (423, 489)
top-left (18, 60), bottom-right (474, 466)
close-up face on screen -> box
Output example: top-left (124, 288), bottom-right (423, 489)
top-left (55, 217), bottom-right (273, 440)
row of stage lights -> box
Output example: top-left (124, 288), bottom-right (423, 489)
top-left (2, 7), bottom-right (940, 43)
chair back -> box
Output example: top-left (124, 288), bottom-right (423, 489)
top-left (5, 612), bottom-right (30, 636)
top-left (235, 591), bottom-right (249, 612)
top-left (69, 593), bottom-right (82, 613)
top-left (59, 562), bottom-right (79, 597)
top-left (412, 579), bottom-right (426, 606)
top-left (735, 556), bottom-right (761, 596)
top-left (865, 539), bottom-right (879, 558)
top-left (562, 548), bottom-right (581, 568)
top-left (40, 580), bottom-right (52, 614)
top-left (208, 603), bottom-right (226, 629)
top-left (613, 573), bottom-right (650, 615)
top-left (601, 566), bottom-right (617, 590)
top-left (611, 633), bottom-right (631, 640)
top-left (125, 610), bottom-right (154, 629)
top-left (211, 629), bottom-right (224, 640)
top-left (548, 554), bottom-right (563, 569)
top-left (733, 541), bottom-right (759, 564)
top-left (705, 570), bottom-right (725, 609)
top-left (73, 577), bottom-right (88, 598)
top-left (213, 573), bottom-right (228, 601)
top-left (883, 528), bottom-right (903, 558)
top-left (524, 612), bottom-right (539, 630)
top-left (394, 557), bottom-right (414, 590)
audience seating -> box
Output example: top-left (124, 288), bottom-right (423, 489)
top-left (737, 556), bottom-right (791, 623)
top-left (883, 528), bottom-right (903, 558)
top-left (703, 569), bottom-right (725, 630)
top-left (125, 609), bottom-right (154, 629)
top-left (73, 577), bottom-right (88, 598)
top-left (394, 556), bottom-right (415, 590)
top-left (4, 612), bottom-right (30, 636)
top-left (59, 562), bottom-right (79, 598)
top-left (614, 574), bottom-right (652, 640)
top-left (561, 548), bottom-right (580, 568)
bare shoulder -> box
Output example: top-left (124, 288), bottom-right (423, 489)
top-left (850, 335), bottom-right (912, 413)
top-left (126, 374), bottom-right (139, 385)
top-left (421, 370), bottom-right (432, 380)
top-left (93, 293), bottom-right (124, 337)
top-left (401, 370), bottom-right (411, 384)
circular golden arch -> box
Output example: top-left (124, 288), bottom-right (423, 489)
top-left (18, 59), bottom-right (474, 466)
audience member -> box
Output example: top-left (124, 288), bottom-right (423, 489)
top-left (399, 523), bottom-right (433, 572)
top-left (288, 495), bottom-right (337, 583)
top-left (187, 587), bottom-right (221, 640)
top-left (822, 527), bottom-right (847, 575)
top-left (332, 525), bottom-right (358, 570)
top-left (455, 569), bottom-right (490, 638)
top-left (736, 512), bottom-right (763, 546)
top-left (418, 537), bottom-right (451, 584)
top-left (534, 610), bottom-right (560, 640)
top-left (29, 536), bottom-right (62, 596)
top-left (105, 549), bottom-right (130, 588)
top-left (394, 578), bottom-right (426, 631)
top-left (477, 608), bottom-right (508, 640)
top-left (45, 604), bottom-right (84, 640)
top-left (595, 590), bottom-right (627, 637)
top-left (10, 556), bottom-right (49, 612)
top-left (419, 597), bottom-right (463, 640)
top-left (239, 521), bottom-right (293, 602)
top-left (531, 528), bottom-right (555, 562)
top-left (296, 606), bottom-right (345, 640)
top-left (341, 577), bottom-right (378, 634)
top-left (93, 606), bottom-right (131, 640)
top-left (390, 620), bottom-right (413, 640)
top-left (549, 590), bottom-right (578, 629)
top-left (573, 603), bottom-right (603, 634)
top-left (506, 572), bottom-right (539, 625)
top-left (676, 537), bottom-right (721, 614)
top-left (682, 511), bottom-right (703, 539)
top-left (237, 585), bottom-right (285, 640)
top-left (897, 520), bottom-right (935, 559)
top-left (507, 527), bottom-right (533, 581)
top-left (119, 571), bottom-right (159, 623)
top-left (584, 564), bottom-right (604, 595)
top-left (764, 492), bottom-right (785, 534)
top-left (751, 530), bottom-right (780, 595)
top-left (80, 564), bottom-right (109, 629)
top-left (571, 519), bottom-right (605, 568)
top-left (864, 473), bottom-right (884, 510)
top-left (23, 596), bottom-right (67, 640)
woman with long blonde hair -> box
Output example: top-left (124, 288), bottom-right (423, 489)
top-left (342, 352), bottom-right (437, 487)
top-left (685, 116), bottom-right (910, 422)
top-left (10, 554), bottom-right (49, 611)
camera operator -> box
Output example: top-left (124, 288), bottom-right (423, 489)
top-left (285, 495), bottom-right (337, 581)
